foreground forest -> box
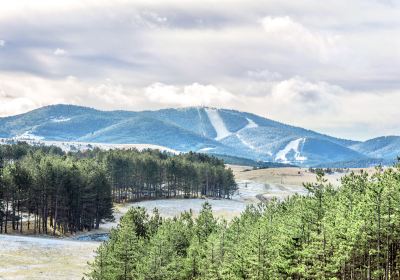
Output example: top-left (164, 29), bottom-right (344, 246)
top-left (89, 164), bottom-right (400, 280)
top-left (0, 143), bottom-right (237, 235)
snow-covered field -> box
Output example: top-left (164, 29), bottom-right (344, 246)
top-left (105, 180), bottom-right (306, 227)
top-left (127, 198), bottom-right (246, 219)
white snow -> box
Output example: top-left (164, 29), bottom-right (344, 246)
top-left (235, 118), bottom-right (273, 155)
top-left (243, 118), bottom-right (258, 129)
top-left (0, 178), bottom-right (307, 280)
top-left (205, 108), bottom-right (232, 140)
top-left (51, 117), bottom-right (71, 123)
top-left (13, 131), bottom-right (44, 141)
top-left (236, 133), bottom-right (273, 157)
top-left (196, 107), bottom-right (206, 137)
top-left (0, 138), bottom-right (179, 154)
top-left (55, 142), bottom-right (179, 154)
top-left (197, 147), bottom-right (215, 152)
top-left (237, 133), bottom-right (256, 149)
top-left (275, 138), bottom-right (307, 163)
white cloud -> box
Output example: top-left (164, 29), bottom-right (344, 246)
top-left (54, 48), bottom-right (66, 56)
top-left (260, 16), bottom-right (340, 62)
top-left (1, 72), bottom-right (400, 140)
top-left (145, 83), bottom-right (236, 107)
top-left (0, 40), bottom-right (5, 47)
top-left (270, 77), bottom-right (343, 109)
top-left (0, 1), bottom-right (400, 139)
top-left (247, 69), bottom-right (282, 81)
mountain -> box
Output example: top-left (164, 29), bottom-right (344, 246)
top-left (0, 104), bottom-right (398, 167)
top-left (350, 136), bottom-right (400, 160)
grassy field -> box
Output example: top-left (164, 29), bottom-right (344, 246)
top-left (229, 165), bottom-right (377, 186)
top-left (0, 235), bottom-right (98, 280)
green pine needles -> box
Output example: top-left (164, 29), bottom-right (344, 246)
top-left (89, 165), bottom-right (400, 279)
top-left (0, 143), bottom-right (237, 235)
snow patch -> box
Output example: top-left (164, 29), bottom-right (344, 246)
top-left (243, 118), bottom-right (258, 129)
top-left (0, 138), bottom-right (179, 154)
top-left (237, 133), bottom-right (256, 150)
top-left (205, 108), bottom-right (232, 140)
top-left (197, 147), bottom-right (215, 152)
top-left (275, 138), bottom-right (307, 163)
top-left (51, 117), bottom-right (71, 123)
top-left (236, 133), bottom-right (272, 157)
top-left (196, 108), bottom-right (206, 137)
top-left (235, 118), bottom-right (272, 155)
top-left (13, 131), bottom-right (44, 141)
top-left (236, 118), bottom-right (258, 144)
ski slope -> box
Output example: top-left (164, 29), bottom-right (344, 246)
top-left (205, 108), bottom-right (232, 140)
top-left (275, 138), bottom-right (307, 163)
top-left (242, 118), bottom-right (258, 130)
top-left (236, 118), bottom-right (264, 151)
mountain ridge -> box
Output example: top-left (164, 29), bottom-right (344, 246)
top-left (0, 104), bottom-right (398, 167)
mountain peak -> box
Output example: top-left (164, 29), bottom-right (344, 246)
top-left (0, 104), bottom-right (397, 167)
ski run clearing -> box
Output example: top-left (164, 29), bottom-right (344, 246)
top-left (236, 118), bottom-right (261, 151)
top-left (275, 138), bottom-right (307, 163)
top-left (242, 118), bottom-right (258, 130)
top-left (205, 108), bottom-right (232, 140)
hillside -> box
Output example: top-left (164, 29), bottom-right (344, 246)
top-left (0, 104), bottom-right (398, 167)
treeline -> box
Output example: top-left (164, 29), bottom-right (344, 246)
top-left (100, 150), bottom-right (237, 202)
top-left (0, 143), bottom-right (237, 235)
top-left (308, 167), bottom-right (349, 174)
top-left (0, 148), bottom-right (113, 235)
top-left (90, 165), bottom-right (400, 279)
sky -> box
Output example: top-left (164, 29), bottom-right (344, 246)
top-left (0, 0), bottom-right (400, 140)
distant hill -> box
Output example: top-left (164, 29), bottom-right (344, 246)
top-left (350, 136), bottom-right (400, 160)
top-left (0, 104), bottom-right (398, 167)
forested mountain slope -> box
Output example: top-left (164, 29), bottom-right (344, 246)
top-left (0, 104), bottom-right (398, 167)
top-left (350, 136), bottom-right (400, 160)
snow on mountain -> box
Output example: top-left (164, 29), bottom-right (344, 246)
top-left (1, 137), bottom-right (179, 154)
top-left (275, 138), bottom-right (307, 163)
top-left (0, 104), bottom-right (397, 167)
top-left (13, 131), bottom-right (44, 141)
top-left (51, 117), bottom-right (72, 123)
top-left (350, 136), bottom-right (400, 160)
top-left (197, 147), bottom-right (215, 152)
top-left (243, 118), bottom-right (258, 129)
top-left (205, 108), bottom-right (232, 140)
top-left (235, 118), bottom-right (260, 149)
top-left (236, 133), bottom-right (257, 150)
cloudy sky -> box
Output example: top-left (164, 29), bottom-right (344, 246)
top-left (0, 0), bottom-right (399, 140)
